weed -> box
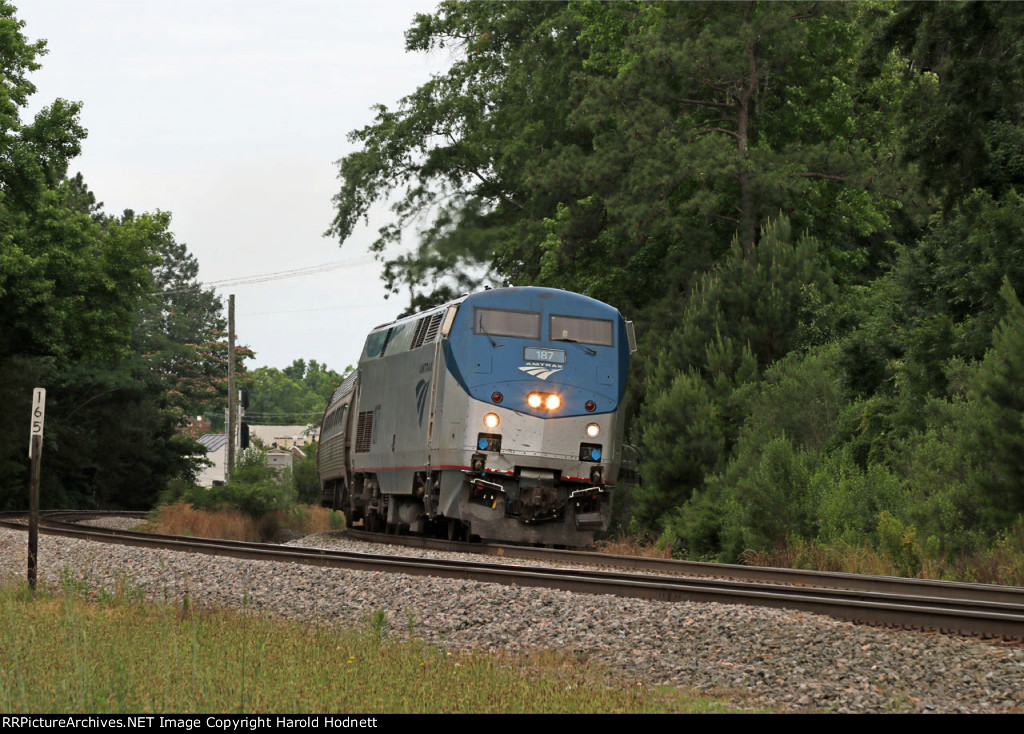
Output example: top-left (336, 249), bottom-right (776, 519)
top-left (595, 535), bottom-right (673, 559)
top-left (112, 571), bottom-right (146, 606)
top-left (58, 568), bottom-right (90, 598)
top-left (364, 609), bottom-right (389, 642)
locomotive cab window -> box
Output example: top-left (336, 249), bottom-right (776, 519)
top-left (474, 308), bottom-right (540, 339)
top-left (549, 315), bottom-right (614, 347)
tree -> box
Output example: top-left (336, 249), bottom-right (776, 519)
top-left (0, 4), bottom-right (238, 509)
top-left (633, 216), bottom-right (835, 530)
top-left (969, 280), bottom-right (1024, 523)
top-left (871, 1), bottom-right (1024, 205)
top-left (244, 360), bottom-right (350, 426)
top-left (330, 1), bottom-right (913, 318)
top-left (329, 1), bottom-right (584, 306)
top-left (130, 210), bottom-right (232, 423)
top-left (292, 442), bottom-right (320, 504)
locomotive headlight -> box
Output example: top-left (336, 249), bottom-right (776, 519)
top-left (586, 423), bottom-right (600, 438)
top-left (483, 412), bottom-right (500, 429)
top-left (527, 392), bottom-right (561, 411)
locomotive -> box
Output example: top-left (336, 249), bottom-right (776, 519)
top-left (318, 286), bottom-right (636, 546)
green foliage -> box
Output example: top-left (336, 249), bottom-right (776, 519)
top-left (291, 442), bottom-right (320, 505)
top-left (634, 217), bottom-right (835, 532)
top-left (0, 209), bottom-right (227, 510)
top-left (244, 360), bottom-right (349, 426)
top-left (632, 371), bottom-right (725, 530)
top-left (177, 447), bottom-right (298, 520)
top-left (719, 435), bottom-right (818, 559)
top-left (659, 345), bottom-right (911, 562)
top-left (892, 408), bottom-right (987, 555)
top-left (329, 1), bottom-right (582, 302)
top-left (874, 2), bottom-right (1024, 205)
top-left (876, 511), bottom-right (921, 578)
top-left (968, 280), bottom-right (1024, 523)
top-left (331, 1), bottom-right (909, 318)
top-left (655, 489), bottom-right (725, 561)
top-left (185, 481), bottom-right (297, 521)
top-left (813, 450), bottom-right (908, 547)
top-left (893, 190), bottom-right (1024, 375)
top-left (643, 217), bottom-right (836, 399)
top-left (0, 4), bottom-right (238, 511)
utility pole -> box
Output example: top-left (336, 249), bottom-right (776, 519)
top-left (227, 294), bottom-right (236, 480)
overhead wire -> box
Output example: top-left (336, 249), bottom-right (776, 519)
top-left (157, 256), bottom-right (375, 296)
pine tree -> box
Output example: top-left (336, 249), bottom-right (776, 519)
top-left (970, 278), bottom-right (1024, 523)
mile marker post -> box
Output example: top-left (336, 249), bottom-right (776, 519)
top-left (28, 387), bottom-right (45, 591)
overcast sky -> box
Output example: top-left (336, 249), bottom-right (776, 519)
top-left (20, 0), bottom-right (452, 372)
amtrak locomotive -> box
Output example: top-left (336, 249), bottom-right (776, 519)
top-left (318, 287), bottom-right (636, 546)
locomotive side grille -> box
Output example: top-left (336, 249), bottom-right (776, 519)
top-left (354, 411), bottom-right (374, 453)
top-left (422, 312), bottom-right (443, 344)
top-left (411, 311), bottom-right (443, 349)
top-left (411, 317), bottom-right (430, 349)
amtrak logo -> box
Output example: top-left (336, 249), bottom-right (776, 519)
top-left (519, 364), bottom-right (563, 380)
top-left (415, 379), bottom-right (429, 426)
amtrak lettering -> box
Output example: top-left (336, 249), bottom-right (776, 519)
top-left (519, 364), bottom-right (563, 381)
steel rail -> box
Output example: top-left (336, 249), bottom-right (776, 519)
top-left (343, 529), bottom-right (1024, 606)
top-left (3, 511), bottom-right (1023, 639)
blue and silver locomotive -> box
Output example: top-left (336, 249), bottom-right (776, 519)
top-left (318, 286), bottom-right (636, 546)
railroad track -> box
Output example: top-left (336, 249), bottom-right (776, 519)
top-left (4, 510), bottom-right (1024, 640)
top-left (343, 529), bottom-right (1023, 604)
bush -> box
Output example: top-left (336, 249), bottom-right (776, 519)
top-left (183, 480), bottom-right (297, 520)
top-left (292, 442), bottom-right (321, 505)
top-left (813, 448), bottom-right (908, 546)
top-left (170, 446), bottom-right (298, 520)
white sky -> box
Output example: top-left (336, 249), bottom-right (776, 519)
top-left (19, 0), bottom-right (453, 372)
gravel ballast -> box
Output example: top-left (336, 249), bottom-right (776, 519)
top-left (2, 525), bottom-right (1023, 713)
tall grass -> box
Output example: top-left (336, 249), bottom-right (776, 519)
top-left (741, 534), bottom-right (1024, 585)
top-left (595, 535), bottom-right (674, 559)
top-left (145, 503), bottom-right (344, 543)
top-left (0, 579), bottom-right (738, 713)
top-left (601, 527), bottom-right (1024, 585)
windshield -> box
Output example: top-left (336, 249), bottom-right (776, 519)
top-left (549, 314), bottom-right (614, 347)
top-left (474, 308), bottom-right (541, 339)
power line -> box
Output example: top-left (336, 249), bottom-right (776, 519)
top-left (242, 303), bottom-right (394, 317)
top-left (243, 411), bottom-right (324, 418)
top-left (158, 257), bottom-right (375, 296)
